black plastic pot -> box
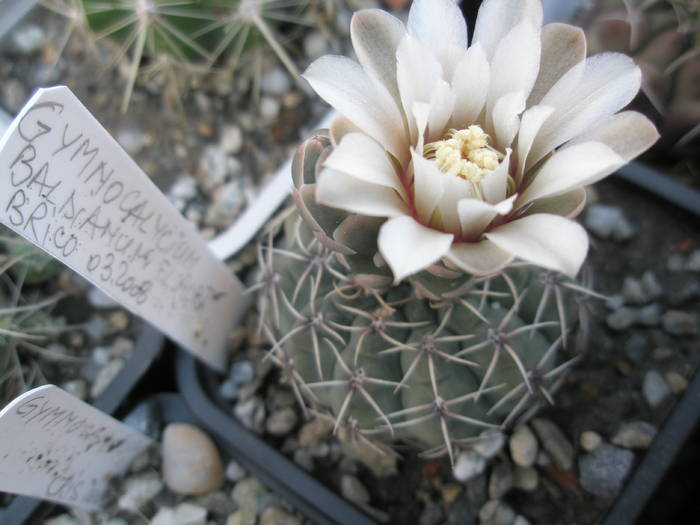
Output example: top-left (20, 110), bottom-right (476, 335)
top-left (176, 163), bottom-right (700, 525)
top-left (0, 322), bottom-right (165, 524)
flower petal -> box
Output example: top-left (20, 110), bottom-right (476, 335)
top-left (523, 188), bottom-right (586, 219)
top-left (473, 0), bottom-right (543, 59)
top-left (516, 105), bottom-right (554, 181)
top-left (324, 132), bottom-right (406, 198)
top-left (446, 239), bottom-right (513, 276)
top-left (527, 23), bottom-right (586, 106)
top-left (304, 55), bottom-right (407, 163)
top-left (316, 168), bottom-right (409, 217)
top-left (451, 42), bottom-right (490, 128)
top-left (487, 23), bottom-right (541, 113)
top-left (518, 141), bottom-right (624, 206)
top-left (491, 91), bottom-right (526, 150)
top-left (528, 52), bottom-right (642, 168)
top-left (396, 35), bottom-right (443, 144)
top-left (407, 0), bottom-right (468, 72)
top-left (411, 150), bottom-right (444, 223)
top-left (437, 171), bottom-right (473, 235)
top-left (378, 216), bottom-right (454, 283)
top-left (567, 110), bottom-right (659, 161)
top-left (458, 194), bottom-right (517, 240)
top-left (428, 80), bottom-right (455, 142)
top-left (351, 9), bottom-right (406, 107)
top-left (329, 115), bottom-right (361, 146)
top-left (485, 214), bottom-right (589, 277)
top-left (481, 149), bottom-right (511, 205)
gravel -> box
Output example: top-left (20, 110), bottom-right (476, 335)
top-left (579, 444), bottom-right (635, 498)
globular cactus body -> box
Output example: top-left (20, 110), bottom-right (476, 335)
top-left (257, 132), bottom-right (590, 460)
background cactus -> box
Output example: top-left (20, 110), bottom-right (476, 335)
top-left (579, 0), bottom-right (700, 170)
top-left (255, 131), bottom-right (597, 461)
top-left (39, 0), bottom-right (317, 111)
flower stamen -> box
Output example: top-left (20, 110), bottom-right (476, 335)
top-left (426, 126), bottom-right (501, 183)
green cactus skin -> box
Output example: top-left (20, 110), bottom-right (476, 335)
top-left (256, 131), bottom-right (594, 461)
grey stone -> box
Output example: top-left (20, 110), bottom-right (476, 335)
top-left (260, 97), bottom-right (281, 120)
top-left (531, 418), bottom-right (574, 471)
top-left (612, 421), bottom-right (657, 449)
top-left (169, 176), bottom-right (198, 201)
top-left (666, 371), bottom-right (688, 393)
top-left (479, 500), bottom-right (516, 525)
top-left (445, 493), bottom-right (479, 525)
top-left (510, 425), bottom-right (538, 467)
top-left (123, 400), bottom-right (160, 439)
top-left (585, 204), bottom-right (635, 240)
top-left (83, 315), bottom-right (109, 341)
top-left (116, 128), bottom-right (151, 155)
top-left (641, 271), bottom-right (663, 300)
top-left (667, 253), bottom-right (685, 271)
top-left (643, 370), bottom-right (671, 408)
top-left (341, 474), bottom-right (371, 505)
top-left (231, 478), bottom-right (269, 513)
top-left (662, 310), bottom-right (698, 335)
top-left (621, 277), bottom-right (646, 305)
top-left (420, 501), bottom-right (444, 525)
top-left (218, 379), bottom-right (239, 401)
top-left (87, 287), bottom-right (121, 308)
top-left (44, 514), bottom-right (81, 525)
top-left (260, 507), bottom-right (302, 525)
top-left (636, 304), bottom-right (661, 327)
top-left (118, 472), bottom-right (163, 511)
top-left (195, 490), bottom-right (237, 517)
top-left (90, 358), bottom-right (125, 398)
top-left (61, 379), bottom-right (87, 401)
top-left (9, 24), bottom-right (45, 55)
top-left (453, 450), bottom-right (487, 482)
top-left (579, 444), bottom-right (635, 498)
top-left (231, 360), bottom-right (255, 385)
top-left (514, 516), bottom-right (531, 525)
top-left (219, 125), bottom-right (243, 154)
top-left (234, 396), bottom-right (266, 433)
top-left (686, 250), bottom-right (700, 271)
top-left (512, 466), bottom-right (538, 491)
top-left (488, 462), bottom-right (514, 500)
top-left (199, 146), bottom-right (229, 190)
top-left (606, 307), bottom-right (636, 330)
top-left (151, 503), bottom-right (208, 525)
top-left (266, 407), bottom-right (298, 436)
top-left (3, 78), bottom-right (28, 113)
top-left (261, 67), bottom-right (291, 96)
top-left (293, 448), bottom-right (314, 471)
top-left (162, 423), bottom-right (224, 495)
top-left (303, 31), bottom-right (327, 60)
top-left (225, 459), bottom-right (247, 482)
top-left (206, 181), bottom-right (246, 228)
top-left (623, 333), bottom-right (650, 363)
top-left (605, 294), bottom-right (624, 311)
top-left (579, 430), bottom-right (603, 452)
top-left (474, 429), bottom-right (505, 458)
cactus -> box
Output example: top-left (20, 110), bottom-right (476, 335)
top-left (40, 0), bottom-right (315, 111)
top-left (254, 132), bottom-right (599, 461)
top-left (580, 0), bottom-right (700, 163)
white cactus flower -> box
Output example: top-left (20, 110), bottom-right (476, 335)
top-left (304, 0), bottom-right (658, 283)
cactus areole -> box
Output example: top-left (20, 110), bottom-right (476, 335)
top-left (256, 0), bottom-right (659, 462)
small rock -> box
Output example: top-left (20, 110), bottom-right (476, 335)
top-left (169, 176), bottom-right (198, 201)
top-left (643, 370), bottom-right (671, 407)
top-left (510, 425), bottom-right (538, 467)
top-left (83, 315), bottom-right (109, 341)
top-left (299, 418), bottom-right (333, 448)
top-left (488, 463), bottom-right (514, 500)
top-left (220, 125), bottom-right (243, 154)
top-left (686, 250), bottom-right (700, 271)
top-left (205, 181), bottom-right (246, 228)
top-left (260, 507), bottom-right (301, 525)
top-left (231, 477), bottom-right (277, 516)
top-left (226, 511), bottom-right (242, 525)
top-left (666, 371), bottom-right (688, 393)
top-left (9, 24), bottom-right (45, 55)
top-left (260, 97), bottom-right (281, 120)
top-left (453, 450), bottom-right (487, 482)
top-left (474, 429), bottom-right (505, 458)
top-left (479, 500), bottom-right (516, 525)
top-left (640, 271), bottom-right (663, 300)
top-left (512, 466), bottom-right (538, 492)
top-left (123, 400), bottom-right (160, 439)
top-left (621, 277), bottom-right (646, 305)
top-left (635, 304), bottom-right (661, 327)
top-left (44, 515), bottom-right (80, 525)
top-left (652, 346), bottom-right (674, 360)
top-left (61, 379), bottom-right (87, 400)
top-left (303, 31), bottom-right (327, 60)
top-left (261, 67), bottom-right (291, 96)
top-left (3, 78), bottom-right (28, 113)
top-left (234, 396), bottom-right (266, 433)
top-left (579, 444), bottom-right (635, 498)
top-left (580, 431), bottom-right (603, 452)
top-left (531, 418), bottom-right (574, 471)
top-left (605, 295), bottom-right (624, 310)
top-left (116, 128), bottom-right (151, 155)
top-left (662, 310), bottom-right (698, 335)
top-left (293, 448), bottom-right (314, 471)
top-left (606, 308), bottom-right (636, 331)
top-left (151, 503), bottom-right (208, 525)
top-left (420, 501), bottom-right (444, 525)
top-left (107, 310), bottom-right (130, 332)
top-left (584, 204), bottom-right (635, 241)
top-left (266, 407), bottom-right (298, 436)
top-left (90, 358), bottom-right (125, 398)
top-left (667, 253), bottom-right (685, 271)
top-left (514, 516), bottom-right (531, 525)
top-left (340, 474), bottom-right (370, 505)
top-left (231, 360), bottom-right (255, 384)
top-left (623, 333), bottom-right (650, 363)
top-left (162, 423), bottom-right (224, 495)
top-left (225, 459), bottom-right (247, 482)
top-left (612, 421), bottom-right (657, 449)
top-left (117, 472), bottom-right (163, 511)
top-left (199, 146), bottom-right (229, 191)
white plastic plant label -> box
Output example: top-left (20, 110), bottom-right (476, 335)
top-left (0, 385), bottom-right (152, 510)
top-left (0, 86), bottom-right (246, 370)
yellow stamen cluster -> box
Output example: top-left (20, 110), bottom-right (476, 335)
top-left (430, 126), bottom-right (500, 183)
